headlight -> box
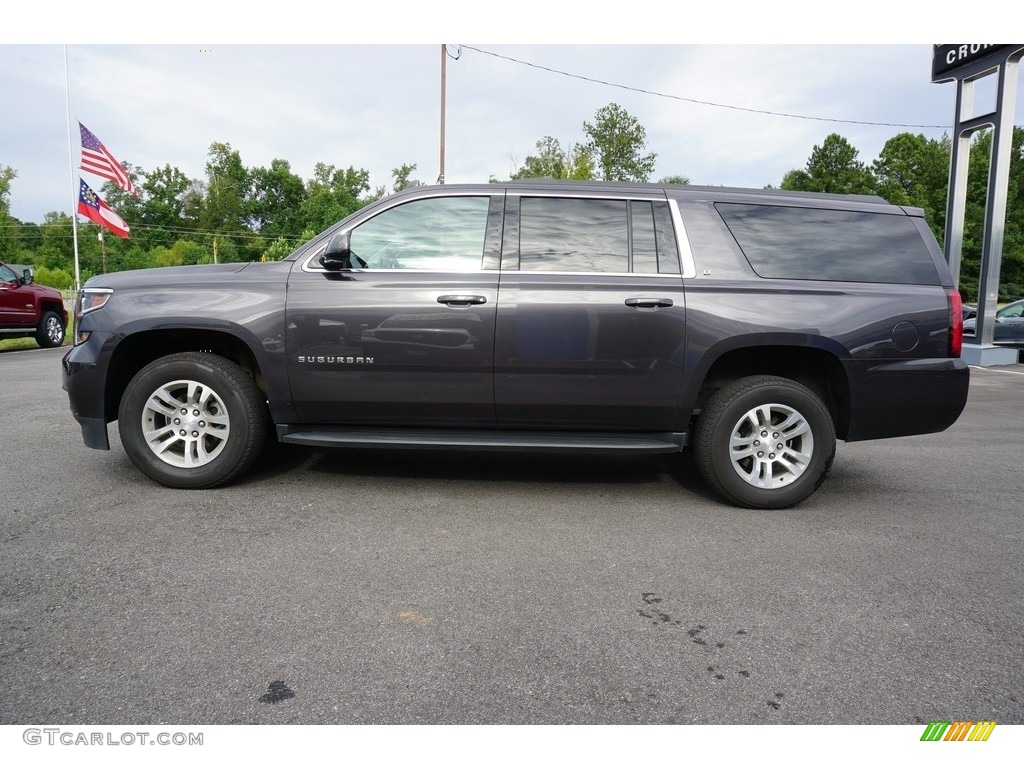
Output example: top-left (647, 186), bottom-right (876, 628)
top-left (75, 288), bottom-right (113, 344)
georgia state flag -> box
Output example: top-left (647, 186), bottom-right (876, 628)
top-left (77, 178), bottom-right (130, 239)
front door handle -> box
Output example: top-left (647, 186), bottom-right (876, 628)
top-left (437, 295), bottom-right (487, 307)
top-left (625, 297), bottom-right (674, 309)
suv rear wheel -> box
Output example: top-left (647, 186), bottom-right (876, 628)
top-left (695, 375), bottom-right (835, 509)
top-left (118, 353), bottom-right (268, 489)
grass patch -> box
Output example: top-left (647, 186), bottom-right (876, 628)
top-left (0, 327), bottom-right (73, 352)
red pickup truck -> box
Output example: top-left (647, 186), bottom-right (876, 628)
top-left (0, 261), bottom-right (68, 348)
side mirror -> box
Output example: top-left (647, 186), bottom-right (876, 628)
top-left (21, 268), bottom-right (34, 285)
top-left (319, 231), bottom-right (352, 271)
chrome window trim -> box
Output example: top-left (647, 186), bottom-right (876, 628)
top-left (504, 189), bottom-right (666, 201)
top-left (668, 199), bottom-right (697, 279)
top-left (496, 271), bottom-right (681, 280)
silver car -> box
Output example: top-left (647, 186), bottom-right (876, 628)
top-left (963, 298), bottom-right (1024, 346)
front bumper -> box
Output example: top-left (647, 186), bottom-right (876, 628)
top-left (62, 332), bottom-right (115, 450)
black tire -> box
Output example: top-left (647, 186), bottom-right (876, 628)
top-left (35, 310), bottom-right (65, 348)
top-left (117, 352), bottom-right (269, 489)
top-left (694, 375), bottom-right (835, 509)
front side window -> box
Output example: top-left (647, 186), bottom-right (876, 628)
top-left (348, 196), bottom-right (490, 271)
top-left (0, 264), bottom-right (18, 283)
top-left (999, 301), bottom-right (1023, 318)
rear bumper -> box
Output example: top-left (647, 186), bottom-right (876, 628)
top-left (845, 357), bottom-right (970, 441)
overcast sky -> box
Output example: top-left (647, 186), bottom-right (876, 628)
top-left (3, 9), bottom-right (1019, 226)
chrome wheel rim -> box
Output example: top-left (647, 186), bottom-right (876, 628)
top-left (728, 403), bottom-right (814, 489)
top-left (45, 316), bottom-right (63, 344)
top-left (141, 379), bottom-right (230, 468)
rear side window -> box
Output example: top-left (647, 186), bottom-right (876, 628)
top-left (517, 197), bottom-right (678, 274)
top-left (716, 203), bottom-right (941, 285)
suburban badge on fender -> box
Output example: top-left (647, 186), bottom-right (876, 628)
top-left (296, 355), bottom-right (374, 365)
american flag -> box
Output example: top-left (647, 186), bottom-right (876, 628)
top-left (79, 122), bottom-right (138, 197)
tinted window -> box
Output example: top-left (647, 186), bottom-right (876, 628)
top-left (631, 201), bottom-right (658, 274)
top-left (0, 264), bottom-right (18, 283)
top-left (716, 203), bottom-right (941, 285)
top-left (518, 197), bottom-right (665, 274)
top-left (349, 196), bottom-right (490, 270)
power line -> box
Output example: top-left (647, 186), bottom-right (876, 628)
top-left (459, 44), bottom-right (951, 130)
top-left (1, 219), bottom-right (306, 244)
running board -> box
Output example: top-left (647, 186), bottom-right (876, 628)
top-left (277, 426), bottom-right (687, 453)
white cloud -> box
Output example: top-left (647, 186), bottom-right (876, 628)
top-left (2, 42), bottom-right (1022, 224)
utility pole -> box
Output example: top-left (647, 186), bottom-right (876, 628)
top-left (439, 43), bottom-right (446, 185)
top-left (63, 45), bottom-right (82, 293)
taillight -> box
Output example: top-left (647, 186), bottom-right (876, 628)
top-left (947, 289), bottom-right (963, 357)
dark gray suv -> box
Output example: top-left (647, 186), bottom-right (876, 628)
top-left (63, 181), bottom-right (969, 508)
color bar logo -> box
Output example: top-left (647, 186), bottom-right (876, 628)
top-left (920, 721), bottom-right (997, 741)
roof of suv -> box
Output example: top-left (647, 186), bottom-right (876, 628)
top-left (502, 178), bottom-right (891, 205)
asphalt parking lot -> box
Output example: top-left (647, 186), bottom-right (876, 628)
top-left (1, 347), bottom-right (1022, 725)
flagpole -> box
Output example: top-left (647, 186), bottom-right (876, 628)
top-left (64, 44), bottom-right (81, 293)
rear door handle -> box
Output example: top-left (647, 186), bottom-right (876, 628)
top-left (625, 298), bottom-right (674, 309)
top-left (437, 295), bottom-right (487, 307)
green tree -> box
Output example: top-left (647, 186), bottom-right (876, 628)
top-left (181, 179), bottom-right (208, 231)
top-left (111, 243), bottom-right (159, 272)
top-left (248, 158), bottom-right (307, 238)
top-left (143, 164), bottom-right (196, 237)
top-left (33, 265), bottom-right (73, 290)
top-left (391, 163), bottom-right (421, 193)
top-left (781, 133), bottom-right (876, 195)
top-left (299, 163), bottom-right (373, 233)
top-left (35, 211), bottom-right (104, 280)
top-left (98, 161), bottom-right (202, 269)
top-left (872, 133), bottom-right (950, 237)
top-left (0, 165), bottom-right (13, 212)
top-left (510, 137), bottom-right (595, 181)
top-left (659, 174), bottom-right (691, 185)
top-left (583, 103), bottom-right (657, 182)
top-left (262, 236), bottom-right (298, 261)
top-left (17, 220), bottom-right (42, 253)
top-left (0, 165), bottom-right (18, 262)
top-left (99, 162), bottom-right (145, 227)
top-left (204, 143), bottom-right (249, 221)
top-left (1001, 126), bottom-right (1024, 299)
top-left (37, 211), bottom-right (76, 271)
top-left (299, 188), bottom-right (346, 235)
top-left (166, 239), bottom-right (210, 267)
top-left (94, 162), bottom-right (145, 272)
top-left (959, 127), bottom-right (1024, 301)
top-left (200, 142), bottom-right (250, 260)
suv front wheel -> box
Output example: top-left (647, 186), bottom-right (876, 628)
top-left (118, 352), bottom-right (268, 489)
top-left (694, 375), bottom-right (836, 509)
